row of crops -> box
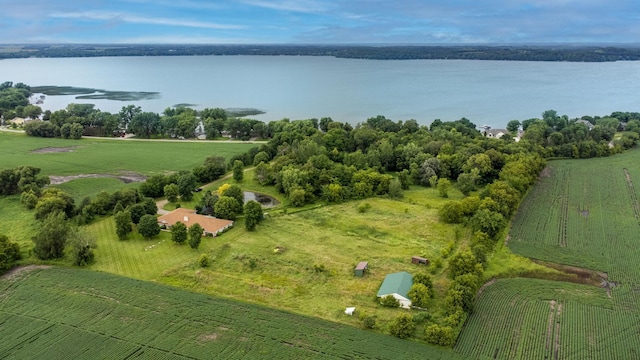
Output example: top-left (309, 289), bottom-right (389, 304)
top-left (509, 149), bottom-right (640, 283)
top-left (455, 278), bottom-right (640, 359)
top-left (0, 267), bottom-right (464, 360)
top-left (459, 148), bottom-right (640, 359)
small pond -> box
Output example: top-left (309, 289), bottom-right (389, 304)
top-left (243, 191), bottom-right (280, 208)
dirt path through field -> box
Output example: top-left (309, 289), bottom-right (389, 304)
top-left (49, 172), bottom-right (147, 185)
top-left (1, 265), bottom-right (51, 281)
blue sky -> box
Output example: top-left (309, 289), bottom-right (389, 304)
top-left (2, 0), bottom-right (639, 44)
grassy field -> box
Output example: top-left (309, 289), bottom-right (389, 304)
top-left (0, 266), bottom-right (463, 360)
top-left (0, 131), bottom-right (257, 244)
top-left (90, 182), bottom-right (466, 335)
top-left (0, 131), bottom-right (257, 176)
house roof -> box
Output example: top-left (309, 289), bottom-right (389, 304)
top-left (157, 208), bottom-right (233, 235)
top-left (377, 271), bottom-right (413, 298)
top-left (575, 119), bottom-right (594, 130)
top-left (485, 129), bottom-right (508, 137)
top-left (355, 261), bottom-right (368, 271)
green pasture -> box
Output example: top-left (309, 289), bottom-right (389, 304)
top-left (0, 267), bottom-right (462, 360)
top-left (0, 195), bottom-right (37, 251)
top-left (54, 177), bottom-right (141, 203)
top-left (91, 185), bottom-right (466, 336)
top-left (0, 131), bottom-right (257, 176)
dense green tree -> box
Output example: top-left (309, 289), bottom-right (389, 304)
top-left (119, 105), bottom-right (141, 130)
top-left (389, 314), bottom-right (415, 339)
top-left (408, 283), bottom-right (431, 308)
top-left (243, 200), bottom-right (263, 231)
top-left (456, 170), bottom-right (479, 196)
top-left (139, 174), bottom-right (169, 198)
top-left (20, 190), bottom-right (38, 209)
top-left (469, 208), bottom-right (505, 239)
top-left (218, 184), bottom-right (244, 205)
top-left (448, 248), bottom-right (482, 279)
top-left (413, 273), bottom-right (433, 291)
top-left (232, 160), bottom-right (244, 182)
top-left (33, 211), bottom-right (69, 260)
top-left (137, 214), bottom-right (160, 239)
top-left (425, 324), bottom-right (455, 347)
top-left (114, 210), bottom-right (133, 240)
top-left (68, 227), bottom-right (97, 266)
top-left (177, 172), bottom-right (198, 201)
top-left (437, 178), bottom-right (451, 198)
top-left (193, 155), bottom-right (227, 183)
top-left (35, 188), bottom-right (75, 220)
top-left (0, 234), bottom-right (20, 272)
top-left (188, 224), bottom-right (204, 249)
top-left (170, 221), bottom-right (188, 244)
top-left (506, 120), bottom-right (521, 133)
top-left (438, 201), bottom-right (464, 224)
top-left (388, 178), bottom-right (403, 199)
top-left (163, 183), bottom-right (179, 203)
top-left (129, 112), bottom-right (161, 138)
top-left (214, 196), bottom-right (242, 220)
top-left (252, 151), bottom-right (270, 166)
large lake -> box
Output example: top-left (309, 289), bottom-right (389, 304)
top-left (1, 55), bottom-right (639, 128)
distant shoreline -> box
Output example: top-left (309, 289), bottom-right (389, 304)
top-left (2, 44), bottom-right (640, 62)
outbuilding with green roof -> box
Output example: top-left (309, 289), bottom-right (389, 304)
top-left (376, 271), bottom-right (413, 309)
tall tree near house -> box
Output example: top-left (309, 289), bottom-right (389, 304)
top-left (119, 105), bottom-right (141, 130)
top-left (243, 200), bottom-right (263, 231)
top-left (114, 210), bottom-right (133, 240)
top-left (188, 223), bottom-right (203, 249)
top-left (138, 214), bottom-right (160, 239)
top-left (171, 221), bottom-right (188, 244)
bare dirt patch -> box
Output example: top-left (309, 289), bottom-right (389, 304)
top-left (531, 259), bottom-right (606, 287)
top-left (539, 166), bottom-right (553, 178)
top-left (476, 278), bottom-right (497, 298)
top-left (1, 265), bottom-right (51, 281)
top-left (199, 333), bottom-right (219, 341)
top-left (49, 172), bottom-right (147, 185)
top-left (31, 146), bottom-right (79, 154)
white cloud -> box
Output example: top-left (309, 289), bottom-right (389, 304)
top-left (239, 0), bottom-right (328, 13)
top-left (49, 11), bottom-right (245, 30)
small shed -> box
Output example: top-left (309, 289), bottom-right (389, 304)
top-left (377, 271), bottom-right (413, 309)
top-left (411, 256), bottom-right (429, 265)
top-left (354, 261), bottom-right (368, 277)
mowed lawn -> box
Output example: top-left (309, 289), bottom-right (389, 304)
top-left (0, 131), bottom-right (258, 176)
top-left (90, 188), bottom-right (463, 330)
top-left (0, 131), bottom-right (257, 243)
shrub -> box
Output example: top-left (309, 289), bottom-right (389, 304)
top-left (389, 314), bottom-right (415, 339)
top-left (356, 202), bottom-right (371, 213)
top-left (380, 295), bottom-right (400, 308)
top-left (408, 283), bottom-right (431, 308)
top-left (0, 234), bottom-right (21, 272)
top-left (361, 315), bottom-right (377, 329)
top-left (425, 324), bottom-right (455, 347)
top-left (199, 254), bottom-right (210, 267)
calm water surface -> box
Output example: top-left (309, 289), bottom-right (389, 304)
top-left (1, 55), bottom-right (639, 127)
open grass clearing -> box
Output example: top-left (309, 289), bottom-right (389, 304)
top-left (0, 131), bottom-right (257, 176)
top-left (90, 187), bottom-right (465, 336)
